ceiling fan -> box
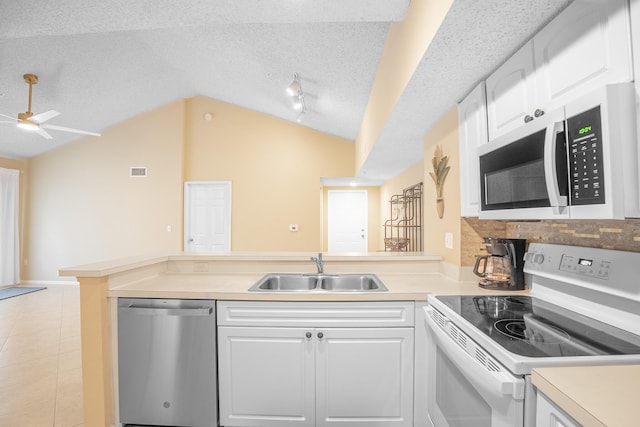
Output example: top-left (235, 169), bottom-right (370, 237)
top-left (0, 73), bottom-right (101, 140)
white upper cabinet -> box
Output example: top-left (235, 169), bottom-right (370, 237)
top-left (486, 42), bottom-right (537, 140)
top-left (533, 0), bottom-right (633, 112)
top-left (486, 0), bottom-right (632, 141)
top-left (458, 82), bottom-right (488, 217)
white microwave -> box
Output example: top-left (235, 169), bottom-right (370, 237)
top-left (478, 83), bottom-right (639, 220)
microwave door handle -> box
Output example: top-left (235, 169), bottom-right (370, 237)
top-left (544, 120), bottom-right (568, 212)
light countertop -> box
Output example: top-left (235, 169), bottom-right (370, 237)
top-left (59, 251), bottom-right (442, 278)
top-left (532, 365), bottom-right (640, 427)
top-left (107, 271), bottom-right (507, 300)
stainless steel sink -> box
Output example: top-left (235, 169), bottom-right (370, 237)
top-left (319, 275), bottom-right (385, 291)
top-left (249, 274), bottom-right (318, 291)
top-left (249, 273), bottom-right (388, 292)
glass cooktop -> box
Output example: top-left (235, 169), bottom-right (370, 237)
top-left (434, 295), bottom-right (640, 358)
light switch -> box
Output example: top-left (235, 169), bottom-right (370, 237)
top-left (445, 232), bottom-right (453, 249)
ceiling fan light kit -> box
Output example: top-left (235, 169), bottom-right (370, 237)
top-left (0, 73), bottom-right (102, 140)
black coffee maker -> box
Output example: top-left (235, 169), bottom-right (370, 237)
top-left (473, 238), bottom-right (527, 290)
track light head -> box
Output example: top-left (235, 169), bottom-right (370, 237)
top-left (292, 94), bottom-right (304, 111)
top-left (286, 81), bottom-right (300, 96)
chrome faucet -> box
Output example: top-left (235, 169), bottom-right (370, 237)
top-left (310, 252), bottom-right (324, 274)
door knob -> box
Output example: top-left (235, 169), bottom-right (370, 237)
top-left (524, 115), bottom-right (534, 123)
top-left (317, 332), bottom-right (324, 339)
top-left (188, 238), bottom-right (194, 243)
top-left (534, 109), bottom-right (545, 117)
top-left (305, 332), bottom-right (312, 339)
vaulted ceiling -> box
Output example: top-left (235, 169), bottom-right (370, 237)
top-left (0, 0), bottom-right (571, 179)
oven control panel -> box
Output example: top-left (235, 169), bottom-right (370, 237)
top-left (566, 106), bottom-right (605, 205)
top-left (525, 244), bottom-right (612, 280)
top-left (559, 254), bottom-right (611, 280)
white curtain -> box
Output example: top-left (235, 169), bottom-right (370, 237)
top-left (0, 167), bottom-right (20, 286)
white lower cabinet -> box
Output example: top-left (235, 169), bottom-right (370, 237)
top-left (217, 301), bottom-right (415, 427)
top-left (536, 392), bottom-right (581, 427)
top-left (217, 326), bottom-right (315, 427)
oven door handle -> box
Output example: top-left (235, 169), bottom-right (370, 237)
top-left (425, 307), bottom-right (524, 401)
top-left (544, 119), bottom-right (568, 211)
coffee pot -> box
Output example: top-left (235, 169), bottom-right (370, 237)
top-left (473, 238), bottom-right (526, 290)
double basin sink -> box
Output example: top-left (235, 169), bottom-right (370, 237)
top-left (249, 273), bottom-right (388, 292)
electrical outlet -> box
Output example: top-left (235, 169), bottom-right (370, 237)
top-left (445, 232), bottom-right (453, 249)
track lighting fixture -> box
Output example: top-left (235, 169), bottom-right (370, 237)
top-left (287, 73), bottom-right (307, 122)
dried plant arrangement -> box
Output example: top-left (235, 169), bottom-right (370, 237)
top-left (429, 145), bottom-right (450, 218)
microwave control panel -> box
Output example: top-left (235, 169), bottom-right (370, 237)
top-left (566, 106), bottom-right (605, 205)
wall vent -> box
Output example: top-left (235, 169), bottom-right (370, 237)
top-left (130, 167), bottom-right (147, 177)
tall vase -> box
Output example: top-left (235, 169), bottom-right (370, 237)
top-left (436, 197), bottom-right (444, 219)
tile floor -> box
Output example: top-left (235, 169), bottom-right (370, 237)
top-left (0, 284), bottom-right (84, 427)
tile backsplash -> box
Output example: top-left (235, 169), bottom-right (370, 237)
top-left (461, 217), bottom-right (640, 266)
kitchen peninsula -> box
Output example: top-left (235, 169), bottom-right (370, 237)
top-left (60, 251), bottom-right (490, 427)
top-left (60, 251), bottom-right (640, 427)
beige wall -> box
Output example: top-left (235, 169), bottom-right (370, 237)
top-left (379, 161), bottom-right (424, 250)
top-left (422, 107), bottom-right (460, 265)
top-left (184, 96), bottom-right (355, 252)
top-left (322, 186), bottom-right (381, 252)
top-left (25, 101), bottom-right (185, 281)
top-left (355, 0), bottom-right (454, 170)
top-left (24, 96), bottom-right (356, 281)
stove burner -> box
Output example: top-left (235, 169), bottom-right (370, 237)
top-left (494, 319), bottom-right (527, 340)
top-left (494, 318), bottom-right (571, 344)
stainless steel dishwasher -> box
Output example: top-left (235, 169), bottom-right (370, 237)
top-left (118, 298), bottom-right (217, 427)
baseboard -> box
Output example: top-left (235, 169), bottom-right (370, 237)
top-left (21, 279), bottom-right (79, 286)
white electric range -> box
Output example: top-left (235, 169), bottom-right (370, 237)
top-left (424, 243), bottom-right (640, 427)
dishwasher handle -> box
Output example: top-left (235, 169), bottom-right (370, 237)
top-left (124, 304), bottom-right (214, 317)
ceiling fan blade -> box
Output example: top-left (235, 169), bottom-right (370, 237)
top-left (0, 113), bottom-right (17, 120)
top-left (41, 124), bottom-right (101, 137)
top-left (30, 110), bottom-right (61, 124)
top-left (35, 127), bottom-right (53, 140)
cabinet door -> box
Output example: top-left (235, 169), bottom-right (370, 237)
top-left (536, 392), bottom-right (581, 427)
top-left (458, 82), bottom-right (487, 217)
top-left (218, 327), bottom-right (315, 427)
top-left (486, 41), bottom-right (536, 140)
top-left (534, 0), bottom-right (632, 111)
top-left (315, 328), bottom-right (414, 427)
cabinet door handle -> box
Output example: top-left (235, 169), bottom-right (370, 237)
top-left (305, 332), bottom-right (312, 339)
top-left (524, 115), bottom-right (534, 123)
top-left (534, 108), bottom-right (545, 117)
top-left (317, 332), bottom-right (324, 339)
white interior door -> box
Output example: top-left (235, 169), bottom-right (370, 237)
top-left (328, 190), bottom-right (367, 253)
top-left (184, 181), bottom-right (231, 252)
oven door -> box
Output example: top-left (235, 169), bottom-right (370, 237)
top-left (425, 307), bottom-right (525, 427)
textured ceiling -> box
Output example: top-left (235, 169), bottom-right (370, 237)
top-left (0, 0), bottom-right (572, 181)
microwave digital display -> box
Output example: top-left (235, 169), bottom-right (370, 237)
top-left (566, 106), bottom-right (605, 206)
